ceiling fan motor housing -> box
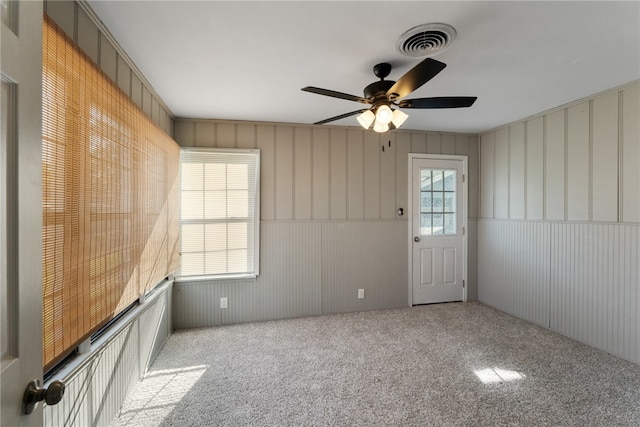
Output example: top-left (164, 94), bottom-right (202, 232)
top-left (364, 80), bottom-right (395, 102)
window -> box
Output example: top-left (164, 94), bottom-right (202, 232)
top-left (420, 169), bottom-right (457, 235)
top-left (179, 149), bottom-right (260, 279)
top-left (42, 17), bottom-right (180, 370)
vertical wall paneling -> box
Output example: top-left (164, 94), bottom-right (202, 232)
top-left (426, 132), bottom-right (441, 153)
top-left (395, 132), bottom-right (411, 217)
top-left (411, 132), bottom-right (427, 153)
top-left (526, 117), bottom-right (544, 220)
top-left (466, 219), bottom-right (478, 301)
top-left (476, 82), bottom-right (640, 366)
top-left (480, 133), bottom-right (495, 218)
top-left (174, 121), bottom-right (194, 147)
top-left (173, 223), bottom-right (322, 328)
top-left (195, 122), bottom-right (215, 147)
top-left (170, 119), bottom-right (478, 352)
top-left (321, 221), bottom-right (407, 314)
top-left (477, 220), bottom-right (550, 327)
top-left (380, 133), bottom-right (397, 219)
top-left (275, 126), bottom-right (294, 220)
top-left (549, 223), bottom-right (639, 363)
top-left (47, 0), bottom-right (175, 137)
top-left (545, 109), bottom-right (566, 220)
top-left (216, 122), bottom-right (236, 148)
top-left (99, 33), bottom-right (117, 82)
top-left (312, 128), bottom-right (330, 220)
top-left (364, 132), bottom-right (381, 219)
top-left (347, 130), bottom-right (364, 219)
top-left (466, 136), bottom-right (479, 218)
top-left (44, 285), bottom-right (173, 427)
top-left (77, 6), bottom-right (98, 64)
top-left (237, 123), bottom-right (256, 149)
top-left (257, 125), bottom-right (275, 220)
top-left (130, 73), bottom-right (143, 110)
top-left (622, 85), bottom-right (640, 222)
top-left (46, 0), bottom-right (75, 42)
top-left (479, 219), bottom-right (639, 364)
top-left (441, 134), bottom-right (457, 155)
top-left (591, 91), bottom-right (619, 222)
top-left (330, 129), bottom-right (348, 219)
top-left (494, 128), bottom-right (509, 219)
top-left (567, 102), bottom-right (590, 221)
top-left (294, 127), bottom-right (313, 220)
top-left (151, 98), bottom-right (161, 126)
top-left (142, 86), bottom-right (152, 117)
top-left (117, 55), bottom-right (131, 96)
top-left (509, 123), bottom-right (526, 219)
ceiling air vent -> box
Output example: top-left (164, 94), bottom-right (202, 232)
top-left (396, 23), bottom-right (457, 57)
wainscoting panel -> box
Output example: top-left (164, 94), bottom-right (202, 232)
top-left (477, 219), bottom-right (550, 327)
top-left (550, 222), bottom-right (639, 363)
top-left (321, 220), bottom-right (408, 314)
top-left (172, 222), bottom-right (323, 328)
top-left (478, 219), bottom-right (640, 365)
top-left (173, 220), bottom-right (417, 328)
top-left (44, 282), bottom-right (172, 427)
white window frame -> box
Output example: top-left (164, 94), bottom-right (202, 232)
top-left (177, 148), bottom-right (260, 281)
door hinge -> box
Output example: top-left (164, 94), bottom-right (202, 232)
top-left (462, 226), bottom-right (465, 235)
top-left (463, 279), bottom-right (465, 288)
top-left (462, 174), bottom-right (465, 183)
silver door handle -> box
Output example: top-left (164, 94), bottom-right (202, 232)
top-left (414, 236), bottom-right (420, 242)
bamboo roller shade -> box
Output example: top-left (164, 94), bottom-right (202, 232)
top-left (42, 17), bottom-right (180, 370)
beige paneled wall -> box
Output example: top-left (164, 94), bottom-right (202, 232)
top-left (477, 80), bottom-right (640, 365)
top-left (173, 119), bottom-right (480, 327)
top-left (480, 81), bottom-right (640, 223)
top-left (175, 120), bottom-right (479, 221)
top-left (45, 0), bottom-right (174, 136)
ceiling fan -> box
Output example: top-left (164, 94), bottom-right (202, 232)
top-left (301, 57), bottom-right (477, 133)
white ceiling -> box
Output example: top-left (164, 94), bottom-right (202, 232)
top-left (87, 1), bottom-right (640, 134)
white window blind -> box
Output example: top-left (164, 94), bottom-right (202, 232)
top-left (179, 149), bottom-right (260, 278)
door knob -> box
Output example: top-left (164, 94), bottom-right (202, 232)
top-left (23, 379), bottom-right (65, 414)
top-left (414, 236), bottom-right (420, 242)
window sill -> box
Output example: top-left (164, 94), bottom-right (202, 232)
top-left (174, 273), bottom-right (258, 283)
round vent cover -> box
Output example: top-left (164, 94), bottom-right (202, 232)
top-left (396, 23), bottom-right (457, 57)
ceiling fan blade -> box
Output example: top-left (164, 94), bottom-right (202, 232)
top-left (313, 109), bottom-right (369, 125)
top-left (399, 96), bottom-right (478, 109)
top-left (302, 86), bottom-right (371, 104)
top-left (386, 58), bottom-right (447, 101)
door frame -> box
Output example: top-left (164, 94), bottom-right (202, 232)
top-left (407, 153), bottom-right (468, 306)
top-left (1, 1), bottom-right (44, 426)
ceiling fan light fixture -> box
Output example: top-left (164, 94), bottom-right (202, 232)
top-left (391, 109), bottom-right (409, 128)
top-left (373, 121), bottom-right (389, 133)
top-left (375, 104), bottom-right (393, 125)
top-left (357, 110), bottom-right (375, 129)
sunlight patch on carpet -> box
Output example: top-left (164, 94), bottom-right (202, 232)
top-left (474, 367), bottom-right (526, 384)
top-left (114, 365), bottom-right (208, 426)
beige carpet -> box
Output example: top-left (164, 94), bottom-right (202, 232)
top-left (111, 302), bottom-right (640, 426)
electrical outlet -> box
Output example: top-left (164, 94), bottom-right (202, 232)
top-left (220, 297), bottom-right (228, 309)
top-left (357, 289), bottom-right (365, 299)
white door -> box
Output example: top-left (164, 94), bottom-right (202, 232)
top-left (1, 2), bottom-right (44, 426)
top-left (410, 156), bottom-right (466, 305)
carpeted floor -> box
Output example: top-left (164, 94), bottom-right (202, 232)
top-left (111, 302), bottom-right (640, 426)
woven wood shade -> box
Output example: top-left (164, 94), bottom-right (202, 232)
top-left (42, 17), bottom-right (180, 370)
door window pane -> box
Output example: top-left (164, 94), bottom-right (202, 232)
top-left (419, 168), bottom-right (457, 236)
top-left (432, 170), bottom-right (444, 191)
